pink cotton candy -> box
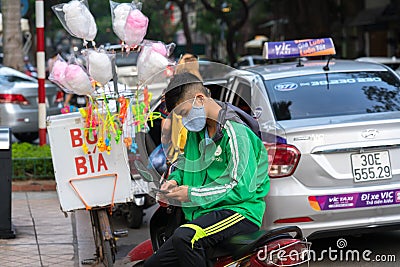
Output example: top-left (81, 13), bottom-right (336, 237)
top-left (124, 9), bottom-right (148, 46)
top-left (49, 60), bottom-right (70, 91)
top-left (151, 42), bottom-right (167, 57)
top-left (52, 60), bottom-right (67, 82)
top-left (64, 64), bottom-right (93, 95)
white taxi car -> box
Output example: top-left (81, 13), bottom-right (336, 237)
top-left (224, 39), bottom-right (400, 238)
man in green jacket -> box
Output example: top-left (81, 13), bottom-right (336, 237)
top-left (144, 72), bottom-right (270, 267)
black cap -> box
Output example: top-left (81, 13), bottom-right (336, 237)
top-left (165, 72), bottom-right (202, 94)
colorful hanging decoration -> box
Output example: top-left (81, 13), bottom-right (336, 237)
top-left (51, 0), bottom-right (174, 157)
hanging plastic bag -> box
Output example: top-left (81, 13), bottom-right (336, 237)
top-left (110, 1), bottom-right (148, 46)
top-left (124, 8), bottom-right (148, 46)
top-left (110, 1), bottom-right (133, 42)
top-left (64, 64), bottom-right (94, 96)
top-left (86, 49), bottom-right (115, 85)
top-left (52, 0), bottom-right (97, 45)
top-left (137, 41), bottom-right (175, 84)
top-left (49, 55), bottom-right (73, 93)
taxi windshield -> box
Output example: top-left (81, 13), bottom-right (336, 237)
top-left (264, 71), bottom-right (400, 120)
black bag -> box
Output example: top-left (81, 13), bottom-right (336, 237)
top-left (226, 103), bottom-right (261, 139)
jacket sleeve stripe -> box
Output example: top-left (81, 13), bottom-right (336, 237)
top-left (225, 121), bottom-right (239, 183)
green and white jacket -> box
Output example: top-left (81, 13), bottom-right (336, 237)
top-left (168, 102), bottom-right (270, 227)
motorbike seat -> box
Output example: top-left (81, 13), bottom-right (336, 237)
top-left (206, 230), bottom-right (292, 261)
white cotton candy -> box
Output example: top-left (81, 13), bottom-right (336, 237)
top-left (137, 46), bottom-right (169, 84)
top-left (64, 64), bottom-right (93, 95)
top-left (63, 0), bottom-right (97, 41)
top-left (87, 51), bottom-right (113, 85)
top-left (112, 3), bottom-right (131, 41)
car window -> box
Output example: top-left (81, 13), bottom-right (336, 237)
top-left (253, 58), bottom-right (268, 65)
top-left (264, 71), bottom-right (400, 120)
top-left (3, 75), bottom-right (34, 83)
top-left (115, 52), bottom-right (139, 67)
top-left (232, 81), bottom-right (251, 114)
top-left (237, 60), bottom-right (250, 67)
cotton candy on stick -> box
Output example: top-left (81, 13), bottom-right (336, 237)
top-left (112, 3), bottom-right (131, 41)
top-left (50, 60), bottom-right (70, 91)
top-left (124, 8), bottom-right (149, 46)
top-left (87, 50), bottom-right (113, 85)
top-left (64, 65), bottom-right (93, 96)
top-left (151, 42), bottom-right (167, 57)
top-left (137, 45), bottom-right (169, 84)
top-left (63, 0), bottom-right (97, 42)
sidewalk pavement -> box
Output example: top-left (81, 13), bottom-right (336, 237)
top-left (0, 189), bottom-right (131, 267)
top-left (0, 191), bottom-right (78, 266)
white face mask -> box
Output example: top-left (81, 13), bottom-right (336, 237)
top-left (182, 97), bottom-right (206, 132)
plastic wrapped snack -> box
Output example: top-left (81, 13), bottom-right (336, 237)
top-left (110, 1), bottom-right (132, 41)
top-left (110, 1), bottom-right (148, 46)
top-left (137, 44), bottom-right (169, 84)
top-left (64, 64), bottom-right (94, 96)
top-left (86, 49), bottom-right (114, 85)
top-left (49, 55), bottom-right (72, 93)
top-left (124, 8), bottom-right (148, 46)
top-left (136, 41), bottom-right (176, 84)
top-left (52, 0), bottom-right (97, 44)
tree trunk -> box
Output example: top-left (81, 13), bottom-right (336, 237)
top-left (174, 0), bottom-right (193, 54)
top-left (1, 0), bottom-right (24, 71)
top-left (200, 0), bottom-right (249, 66)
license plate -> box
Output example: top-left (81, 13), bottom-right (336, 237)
top-left (351, 151), bottom-right (392, 183)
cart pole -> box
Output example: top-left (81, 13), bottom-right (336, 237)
top-left (36, 0), bottom-right (46, 145)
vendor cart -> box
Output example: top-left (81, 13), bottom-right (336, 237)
top-left (47, 111), bottom-right (146, 266)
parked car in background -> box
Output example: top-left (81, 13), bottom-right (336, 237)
top-left (229, 51), bottom-right (400, 238)
top-left (356, 56), bottom-right (400, 75)
top-left (0, 66), bottom-right (63, 142)
top-left (234, 55), bottom-right (269, 69)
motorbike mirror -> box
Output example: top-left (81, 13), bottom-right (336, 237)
top-left (134, 160), bottom-right (154, 182)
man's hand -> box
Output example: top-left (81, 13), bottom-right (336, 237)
top-left (157, 180), bottom-right (178, 204)
top-left (160, 179), bottom-right (177, 191)
top-left (166, 186), bottom-right (189, 202)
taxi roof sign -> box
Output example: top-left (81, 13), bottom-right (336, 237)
top-left (263, 38), bottom-right (336, 60)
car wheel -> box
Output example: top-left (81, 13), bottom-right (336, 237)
top-left (14, 132), bottom-right (39, 143)
top-left (126, 204), bottom-right (143, 229)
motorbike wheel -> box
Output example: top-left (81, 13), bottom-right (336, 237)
top-left (126, 204), bottom-right (143, 229)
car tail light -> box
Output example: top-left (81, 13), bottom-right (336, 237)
top-left (265, 143), bottom-right (300, 178)
top-left (274, 217), bottom-right (314, 224)
top-left (0, 94), bottom-right (29, 105)
top-left (55, 91), bottom-right (64, 103)
top-left (251, 238), bottom-right (311, 267)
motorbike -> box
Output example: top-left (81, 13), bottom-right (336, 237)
top-left (113, 176), bottom-right (156, 229)
top-left (126, 161), bottom-right (311, 267)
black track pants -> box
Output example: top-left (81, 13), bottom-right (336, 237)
top-left (144, 209), bottom-right (258, 267)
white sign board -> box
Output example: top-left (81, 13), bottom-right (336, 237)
top-left (47, 112), bottom-right (132, 212)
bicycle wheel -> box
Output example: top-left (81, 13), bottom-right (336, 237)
top-left (102, 239), bottom-right (114, 267)
top-left (89, 210), bottom-right (102, 262)
top-left (97, 209), bottom-right (115, 267)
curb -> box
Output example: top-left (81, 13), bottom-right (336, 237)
top-left (12, 180), bottom-right (56, 192)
